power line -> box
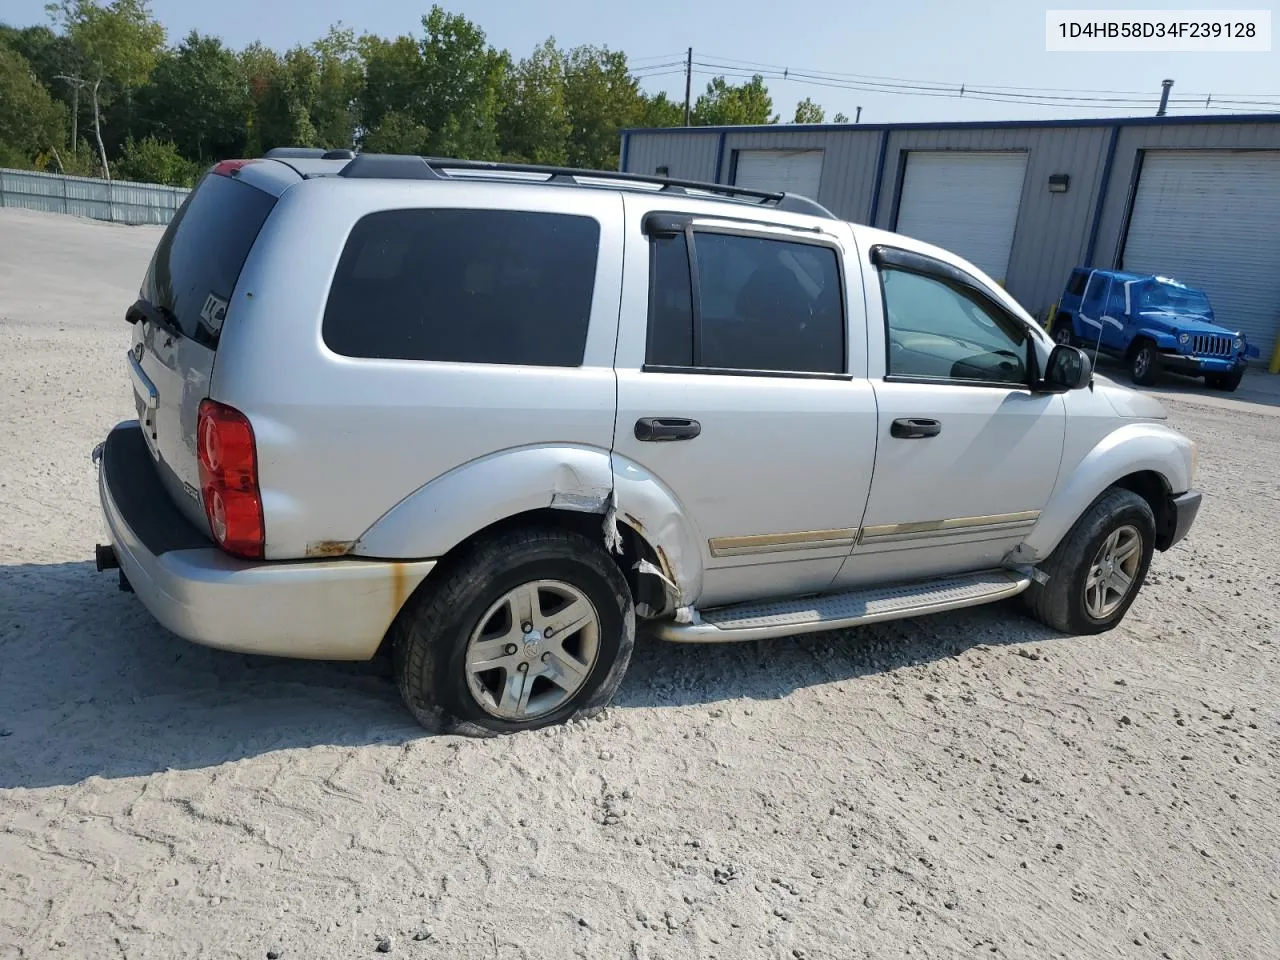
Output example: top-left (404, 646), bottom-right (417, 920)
top-left (682, 64), bottom-right (1280, 112)
top-left (685, 53), bottom-right (1280, 109)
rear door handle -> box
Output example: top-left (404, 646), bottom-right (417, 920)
top-left (635, 417), bottom-right (701, 442)
top-left (890, 418), bottom-right (941, 439)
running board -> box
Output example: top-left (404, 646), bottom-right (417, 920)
top-left (652, 570), bottom-right (1031, 643)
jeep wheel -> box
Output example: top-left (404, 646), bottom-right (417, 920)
top-left (1206, 369), bottom-right (1243, 392)
top-left (1023, 487), bottom-right (1156, 635)
top-left (1128, 340), bottom-right (1160, 387)
top-left (391, 527), bottom-right (635, 736)
top-left (1052, 323), bottom-right (1074, 347)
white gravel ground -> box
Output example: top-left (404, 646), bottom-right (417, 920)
top-left (1, 207), bottom-right (1277, 960)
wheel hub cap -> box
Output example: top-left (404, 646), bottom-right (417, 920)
top-left (1084, 524), bottom-right (1143, 620)
top-left (464, 580), bottom-right (601, 722)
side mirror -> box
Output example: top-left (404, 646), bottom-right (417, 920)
top-left (1044, 344), bottom-right (1093, 391)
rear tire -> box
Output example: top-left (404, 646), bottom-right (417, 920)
top-left (1023, 488), bottom-right (1156, 635)
top-left (1128, 339), bottom-right (1160, 386)
top-left (1052, 316), bottom-right (1074, 346)
top-left (390, 527), bottom-right (635, 736)
top-left (1206, 369), bottom-right (1243, 392)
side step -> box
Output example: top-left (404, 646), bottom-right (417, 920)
top-left (652, 570), bottom-right (1031, 643)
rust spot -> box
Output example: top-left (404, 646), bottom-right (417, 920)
top-left (654, 543), bottom-right (675, 581)
top-left (390, 562), bottom-right (409, 617)
top-left (623, 511), bottom-right (644, 531)
top-left (306, 540), bottom-right (352, 558)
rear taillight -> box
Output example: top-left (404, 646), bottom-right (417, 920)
top-left (197, 399), bottom-right (264, 559)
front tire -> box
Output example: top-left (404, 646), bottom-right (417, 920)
top-left (390, 527), bottom-right (635, 736)
top-left (1023, 488), bottom-right (1156, 635)
top-left (1128, 340), bottom-right (1160, 386)
top-left (1207, 369), bottom-right (1243, 392)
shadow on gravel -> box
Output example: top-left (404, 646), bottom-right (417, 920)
top-left (0, 560), bottom-right (1061, 789)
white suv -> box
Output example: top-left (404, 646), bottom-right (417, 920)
top-left (93, 150), bottom-right (1202, 736)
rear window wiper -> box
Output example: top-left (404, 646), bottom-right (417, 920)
top-left (126, 298), bottom-right (182, 338)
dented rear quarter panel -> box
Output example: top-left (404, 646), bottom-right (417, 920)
top-left (211, 178), bottom-right (625, 560)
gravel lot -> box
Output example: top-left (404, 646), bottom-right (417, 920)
top-left (1, 207), bottom-right (1277, 960)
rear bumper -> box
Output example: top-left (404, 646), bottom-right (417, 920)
top-left (1160, 489), bottom-right (1202, 551)
top-left (96, 421), bottom-right (436, 660)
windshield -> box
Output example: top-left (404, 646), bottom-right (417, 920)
top-left (1136, 282), bottom-right (1211, 317)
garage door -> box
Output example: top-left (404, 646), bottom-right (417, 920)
top-left (733, 150), bottom-right (825, 198)
top-left (1122, 150), bottom-right (1280, 360)
top-left (894, 151), bottom-right (1029, 285)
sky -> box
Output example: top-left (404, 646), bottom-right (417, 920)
top-left (7, 0), bottom-right (1278, 124)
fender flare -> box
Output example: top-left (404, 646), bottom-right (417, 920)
top-left (1132, 327), bottom-right (1178, 352)
top-left (352, 444), bottom-right (616, 559)
top-left (1011, 422), bottom-right (1192, 563)
top-left (350, 444), bottom-right (706, 609)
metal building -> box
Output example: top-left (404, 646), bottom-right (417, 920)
top-left (618, 114), bottom-right (1280, 359)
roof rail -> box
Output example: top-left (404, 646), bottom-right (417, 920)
top-left (336, 153), bottom-right (838, 219)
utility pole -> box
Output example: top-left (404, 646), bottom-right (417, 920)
top-left (1156, 78), bottom-right (1174, 116)
top-left (855, 106), bottom-right (862, 124)
top-left (684, 47), bottom-right (693, 126)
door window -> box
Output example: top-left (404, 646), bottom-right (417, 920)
top-left (1106, 280), bottom-right (1128, 317)
top-left (880, 268), bottom-right (1029, 384)
top-left (1080, 272), bottom-right (1110, 318)
top-left (646, 230), bottom-right (845, 375)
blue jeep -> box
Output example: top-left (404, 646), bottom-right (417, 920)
top-left (1051, 267), bottom-right (1258, 392)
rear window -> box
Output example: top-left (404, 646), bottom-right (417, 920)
top-left (144, 173), bottom-right (276, 347)
top-left (322, 208), bottom-right (601, 366)
top-left (1066, 270), bottom-right (1088, 297)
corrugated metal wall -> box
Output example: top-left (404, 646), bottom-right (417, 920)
top-left (875, 126), bottom-right (1112, 316)
top-left (720, 129), bottom-right (883, 222)
top-left (1092, 122), bottom-right (1280, 271)
top-left (622, 132), bottom-right (719, 182)
top-left (0, 168), bottom-right (189, 225)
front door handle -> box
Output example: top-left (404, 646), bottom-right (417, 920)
top-left (890, 417), bottom-right (941, 439)
top-left (635, 417), bottom-right (701, 442)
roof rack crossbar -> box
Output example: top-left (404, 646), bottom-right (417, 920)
top-left (334, 153), bottom-right (838, 219)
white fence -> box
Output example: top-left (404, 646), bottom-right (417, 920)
top-left (0, 168), bottom-right (190, 226)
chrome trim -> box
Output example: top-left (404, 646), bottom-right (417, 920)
top-left (128, 351), bottom-right (158, 411)
top-left (859, 510), bottom-right (1040, 544)
top-left (708, 527), bottom-right (860, 558)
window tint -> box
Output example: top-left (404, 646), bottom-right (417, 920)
top-left (323, 209), bottom-right (601, 366)
top-left (646, 231), bottom-right (845, 374)
top-left (1106, 280), bottom-right (1128, 316)
top-left (881, 268), bottom-right (1029, 384)
top-left (144, 173), bottom-right (276, 347)
top-left (1066, 270), bottom-right (1088, 297)
top-left (1081, 273), bottom-right (1109, 317)
top-left (647, 233), bottom-right (695, 366)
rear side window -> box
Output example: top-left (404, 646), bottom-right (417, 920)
top-left (647, 230), bottom-right (845, 375)
top-left (323, 209), bottom-right (601, 366)
top-left (1066, 270), bottom-right (1088, 297)
top-left (145, 173), bottom-right (276, 347)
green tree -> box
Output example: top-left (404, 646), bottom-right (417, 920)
top-left (46, 0), bottom-right (166, 176)
top-left (793, 97), bottom-right (824, 124)
top-left (137, 31), bottom-right (247, 161)
top-left (692, 74), bottom-right (777, 126)
top-left (563, 45), bottom-right (645, 169)
top-left (833, 111), bottom-right (850, 123)
top-left (498, 37), bottom-right (569, 164)
top-left (360, 33), bottom-right (424, 134)
top-left (115, 133), bottom-right (198, 184)
top-left (416, 6), bottom-right (508, 158)
top-left (636, 91), bottom-right (683, 129)
top-left (360, 109), bottom-right (429, 154)
top-left (309, 24), bottom-right (362, 148)
top-left (0, 45), bottom-right (68, 167)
